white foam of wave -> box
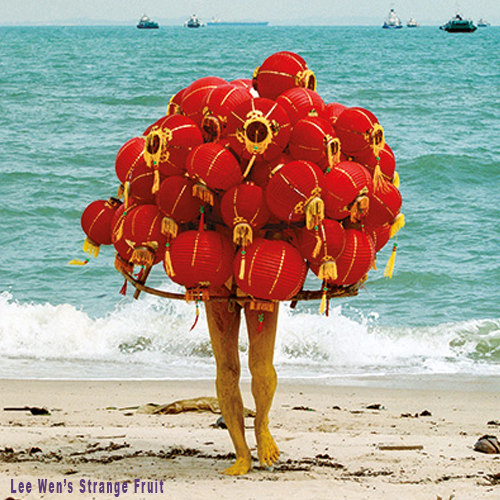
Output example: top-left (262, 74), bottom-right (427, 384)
top-left (0, 291), bottom-right (499, 379)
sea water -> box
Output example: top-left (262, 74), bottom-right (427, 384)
top-left (1, 25), bottom-right (499, 384)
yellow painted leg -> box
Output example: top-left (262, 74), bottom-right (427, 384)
top-left (205, 294), bottom-right (252, 475)
top-left (245, 305), bottom-right (280, 468)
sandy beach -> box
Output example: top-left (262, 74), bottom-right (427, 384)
top-left (1, 378), bottom-right (499, 499)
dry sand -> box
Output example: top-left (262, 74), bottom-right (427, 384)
top-left (1, 378), bottom-right (500, 499)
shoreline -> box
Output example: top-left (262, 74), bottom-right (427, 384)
top-left (1, 378), bottom-right (500, 498)
top-left (1, 372), bottom-right (500, 391)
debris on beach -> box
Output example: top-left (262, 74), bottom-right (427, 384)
top-left (473, 435), bottom-right (500, 454)
top-left (3, 406), bottom-right (51, 416)
top-left (133, 396), bottom-right (255, 417)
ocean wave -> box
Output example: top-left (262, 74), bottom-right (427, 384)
top-left (1, 291), bottom-right (498, 380)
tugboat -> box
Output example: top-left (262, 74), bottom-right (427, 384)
top-left (440, 13), bottom-right (477, 32)
top-left (137, 14), bottom-right (159, 29)
top-left (383, 9), bottom-right (403, 29)
top-left (184, 14), bottom-right (203, 28)
top-left (407, 17), bottom-right (419, 28)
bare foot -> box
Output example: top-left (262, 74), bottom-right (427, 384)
top-left (256, 428), bottom-right (280, 468)
top-left (221, 455), bottom-right (252, 476)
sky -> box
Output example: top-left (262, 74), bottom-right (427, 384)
top-left (1, 0), bottom-right (498, 26)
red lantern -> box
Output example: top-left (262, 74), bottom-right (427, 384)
top-left (276, 87), bottom-right (325, 125)
top-left (186, 143), bottom-right (243, 205)
top-left (297, 218), bottom-right (346, 281)
top-left (142, 114), bottom-right (203, 183)
top-left (167, 229), bottom-right (234, 289)
top-left (166, 87), bottom-right (186, 116)
top-left (235, 238), bottom-right (307, 301)
top-left (352, 142), bottom-right (396, 188)
top-left (364, 179), bottom-right (404, 237)
top-left (220, 182), bottom-right (271, 247)
top-left (322, 229), bottom-right (375, 286)
top-left (322, 102), bottom-right (348, 125)
top-left (115, 136), bottom-right (146, 186)
top-left (334, 106), bottom-right (385, 156)
top-left (155, 176), bottom-right (203, 238)
top-left (288, 116), bottom-right (341, 172)
top-left (230, 78), bottom-right (254, 90)
top-left (112, 200), bottom-right (139, 263)
top-left (365, 222), bottom-right (391, 252)
top-left (120, 204), bottom-right (167, 266)
top-left (252, 51), bottom-right (316, 101)
top-left (81, 198), bottom-right (121, 257)
top-left (324, 161), bottom-right (373, 222)
top-left (226, 97), bottom-right (291, 176)
top-left (180, 76), bottom-right (228, 127)
top-left (265, 160), bottom-right (326, 229)
top-left (127, 159), bottom-right (157, 205)
top-left (248, 152), bottom-right (291, 189)
top-left (200, 84), bottom-right (253, 142)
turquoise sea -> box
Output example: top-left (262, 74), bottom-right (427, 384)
top-left (1, 25), bottom-right (499, 384)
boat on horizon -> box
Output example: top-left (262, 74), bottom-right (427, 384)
top-left (440, 13), bottom-right (477, 33)
top-left (184, 14), bottom-right (203, 28)
top-left (383, 9), bottom-right (403, 29)
top-left (207, 17), bottom-right (269, 26)
top-left (137, 14), bottom-right (159, 29)
top-left (407, 17), bottom-right (419, 28)
top-left (477, 18), bottom-right (491, 27)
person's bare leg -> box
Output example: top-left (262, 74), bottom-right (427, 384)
top-left (245, 305), bottom-right (280, 468)
top-left (205, 294), bottom-right (252, 475)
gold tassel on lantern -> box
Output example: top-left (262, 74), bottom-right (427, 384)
top-left (319, 283), bottom-right (328, 314)
top-left (318, 258), bottom-right (337, 282)
top-left (233, 220), bottom-right (253, 281)
top-left (130, 243), bottom-right (157, 267)
top-left (238, 249), bottom-right (247, 280)
top-left (392, 171), bottom-right (400, 188)
top-left (192, 182), bottom-right (214, 206)
top-left (384, 242), bottom-right (398, 278)
top-left (312, 232), bottom-right (322, 259)
top-left (161, 217), bottom-right (179, 239)
top-left (83, 237), bottom-right (100, 258)
top-left (389, 213), bottom-right (405, 238)
top-left (164, 241), bottom-right (175, 277)
top-left (305, 193), bottom-right (325, 230)
top-left (152, 168), bottom-right (161, 194)
top-left (372, 162), bottom-right (385, 193)
top-left (68, 258), bottom-right (89, 266)
top-left (123, 181), bottom-right (130, 209)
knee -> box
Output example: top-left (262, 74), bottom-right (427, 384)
top-left (216, 359), bottom-right (241, 383)
top-left (248, 358), bottom-right (276, 385)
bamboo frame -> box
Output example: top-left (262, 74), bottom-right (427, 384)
top-left (119, 267), bottom-right (365, 304)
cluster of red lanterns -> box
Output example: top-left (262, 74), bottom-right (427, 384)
top-left (79, 50), bottom-right (404, 313)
